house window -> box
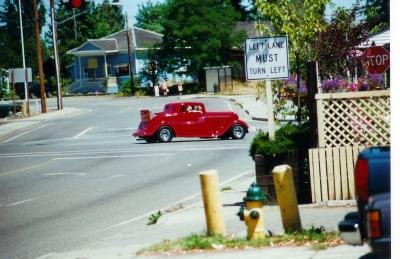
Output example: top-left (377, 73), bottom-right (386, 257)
top-left (115, 65), bottom-right (129, 76)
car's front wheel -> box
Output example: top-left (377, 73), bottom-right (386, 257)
top-left (143, 136), bottom-right (157, 143)
top-left (231, 124), bottom-right (246, 139)
top-left (157, 126), bottom-right (173, 142)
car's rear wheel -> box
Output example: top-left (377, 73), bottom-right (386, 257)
top-left (157, 126), bottom-right (173, 142)
top-left (231, 124), bottom-right (246, 139)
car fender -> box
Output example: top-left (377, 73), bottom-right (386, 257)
top-left (218, 119), bottom-right (249, 136)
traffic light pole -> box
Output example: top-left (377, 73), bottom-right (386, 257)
top-left (50, 0), bottom-right (63, 110)
top-left (33, 0), bottom-right (47, 113)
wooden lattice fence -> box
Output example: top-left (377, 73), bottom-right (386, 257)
top-left (316, 90), bottom-right (390, 148)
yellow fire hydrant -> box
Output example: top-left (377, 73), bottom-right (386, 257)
top-left (237, 182), bottom-right (266, 240)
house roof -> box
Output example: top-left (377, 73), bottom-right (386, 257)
top-left (132, 27), bottom-right (163, 49)
top-left (85, 39), bottom-right (118, 51)
top-left (234, 21), bottom-right (274, 38)
top-left (68, 27), bottom-right (163, 55)
top-left (102, 27), bottom-right (162, 50)
top-left (359, 28), bottom-right (390, 48)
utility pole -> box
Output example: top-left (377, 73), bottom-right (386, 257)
top-left (18, 0), bottom-right (29, 115)
top-left (73, 8), bottom-right (77, 40)
top-left (33, 0), bottom-right (47, 113)
top-left (50, 0), bottom-right (63, 110)
top-left (125, 12), bottom-right (135, 96)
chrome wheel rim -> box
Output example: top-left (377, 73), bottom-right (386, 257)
top-left (232, 125), bottom-right (244, 139)
top-left (159, 128), bottom-right (171, 141)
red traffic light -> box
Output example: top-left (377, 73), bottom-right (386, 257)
top-left (71, 0), bottom-right (84, 8)
top-left (62, 0), bottom-right (87, 9)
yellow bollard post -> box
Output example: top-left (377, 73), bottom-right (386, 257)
top-left (21, 101), bottom-right (27, 116)
top-left (272, 165), bottom-right (302, 232)
top-left (199, 170), bottom-right (226, 236)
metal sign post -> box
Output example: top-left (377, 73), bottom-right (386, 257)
top-left (265, 80), bottom-right (275, 139)
top-left (25, 68), bottom-right (30, 115)
top-left (12, 70), bottom-right (16, 116)
top-left (245, 36), bottom-right (290, 140)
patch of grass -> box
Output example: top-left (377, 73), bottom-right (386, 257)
top-left (137, 227), bottom-right (342, 255)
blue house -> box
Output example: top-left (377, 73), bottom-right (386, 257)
top-left (67, 27), bottom-right (163, 94)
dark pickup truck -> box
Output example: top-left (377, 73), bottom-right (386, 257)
top-left (339, 146), bottom-right (390, 257)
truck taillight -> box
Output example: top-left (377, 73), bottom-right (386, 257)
top-left (355, 159), bottom-right (368, 203)
top-left (367, 210), bottom-right (381, 238)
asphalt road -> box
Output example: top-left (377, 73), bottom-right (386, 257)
top-left (0, 96), bottom-right (267, 259)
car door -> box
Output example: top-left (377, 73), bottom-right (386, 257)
top-left (174, 105), bottom-right (207, 137)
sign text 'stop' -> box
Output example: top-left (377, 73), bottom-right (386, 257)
top-left (245, 36), bottom-right (289, 80)
top-left (362, 46), bottom-right (390, 75)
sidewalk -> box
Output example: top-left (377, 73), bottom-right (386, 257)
top-left (43, 172), bottom-right (370, 259)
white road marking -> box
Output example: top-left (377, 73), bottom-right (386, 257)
top-left (101, 170), bottom-right (253, 231)
top-left (2, 124), bottom-right (49, 143)
top-left (42, 172), bottom-right (86, 176)
top-left (73, 127), bottom-right (93, 139)
top-left (225, 100), bottom-right (234, 112)
top-left (6, 198), bottom-right (36, 207)
top-left (52, 153), bottom-right (174, 161)
top-left (105, 174), bottom-right (125, 179)
top-left (105, 128), bottom-right (134, 131)
top-left (0, 144), bottom-right (248, 158)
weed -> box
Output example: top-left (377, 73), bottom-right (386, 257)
top-left (147, 210), bottom-right (162, 225)
top-left (221, 186), bottom-right (232, 192)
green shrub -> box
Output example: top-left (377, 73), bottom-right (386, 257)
top-left (118, 77), bottom-right (147, 96)
top-left (249, 123), bottom-right (310, 157)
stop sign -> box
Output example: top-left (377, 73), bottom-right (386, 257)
top-left (362, 46), bottom-right (390, 74)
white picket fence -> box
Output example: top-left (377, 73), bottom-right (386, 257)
top-left (308, 146), bottom-right (367, 202)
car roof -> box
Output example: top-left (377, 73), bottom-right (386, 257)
top-left (165, 102), bottom-right (204, 107)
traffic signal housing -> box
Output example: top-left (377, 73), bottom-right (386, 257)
top-left (61, 0), bottom-right (87, 9)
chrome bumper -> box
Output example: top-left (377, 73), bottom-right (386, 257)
top-left (338, 211), bottom-right (363, 245)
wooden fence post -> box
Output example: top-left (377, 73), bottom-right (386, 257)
top-left (306, 61), bottom-right (319, 148)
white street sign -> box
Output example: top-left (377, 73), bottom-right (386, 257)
top-left (245, 36), bottom-right (289, 80)
top-left (8, 68), bottom-right (32, 83)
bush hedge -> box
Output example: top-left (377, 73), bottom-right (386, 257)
top-left (249, 123), bottom-right (310, 157)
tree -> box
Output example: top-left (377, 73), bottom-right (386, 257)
top-left (230, 0), bottom-right (258, 21)
top-left (255, 0), bottom-right (329, 123)
top-left (139, 48), bottom-right (165, 90)
top-left (255, 0), bottom-right (329, 76)
top-left (135, 1), bottom-right (167, 34)
top-left (159, 0), bottom-right (246, 79)
top-left (0, 0), bottom-right (47, 75)
top-left (364, 0), bottom-right (389, 33)
top-left (49, 0), bottom-right (124, 77)
top-left (313, 6), bottom-right (369, 79)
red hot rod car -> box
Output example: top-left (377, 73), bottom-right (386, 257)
top-left (133, 102), bottom-right (249, 143)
